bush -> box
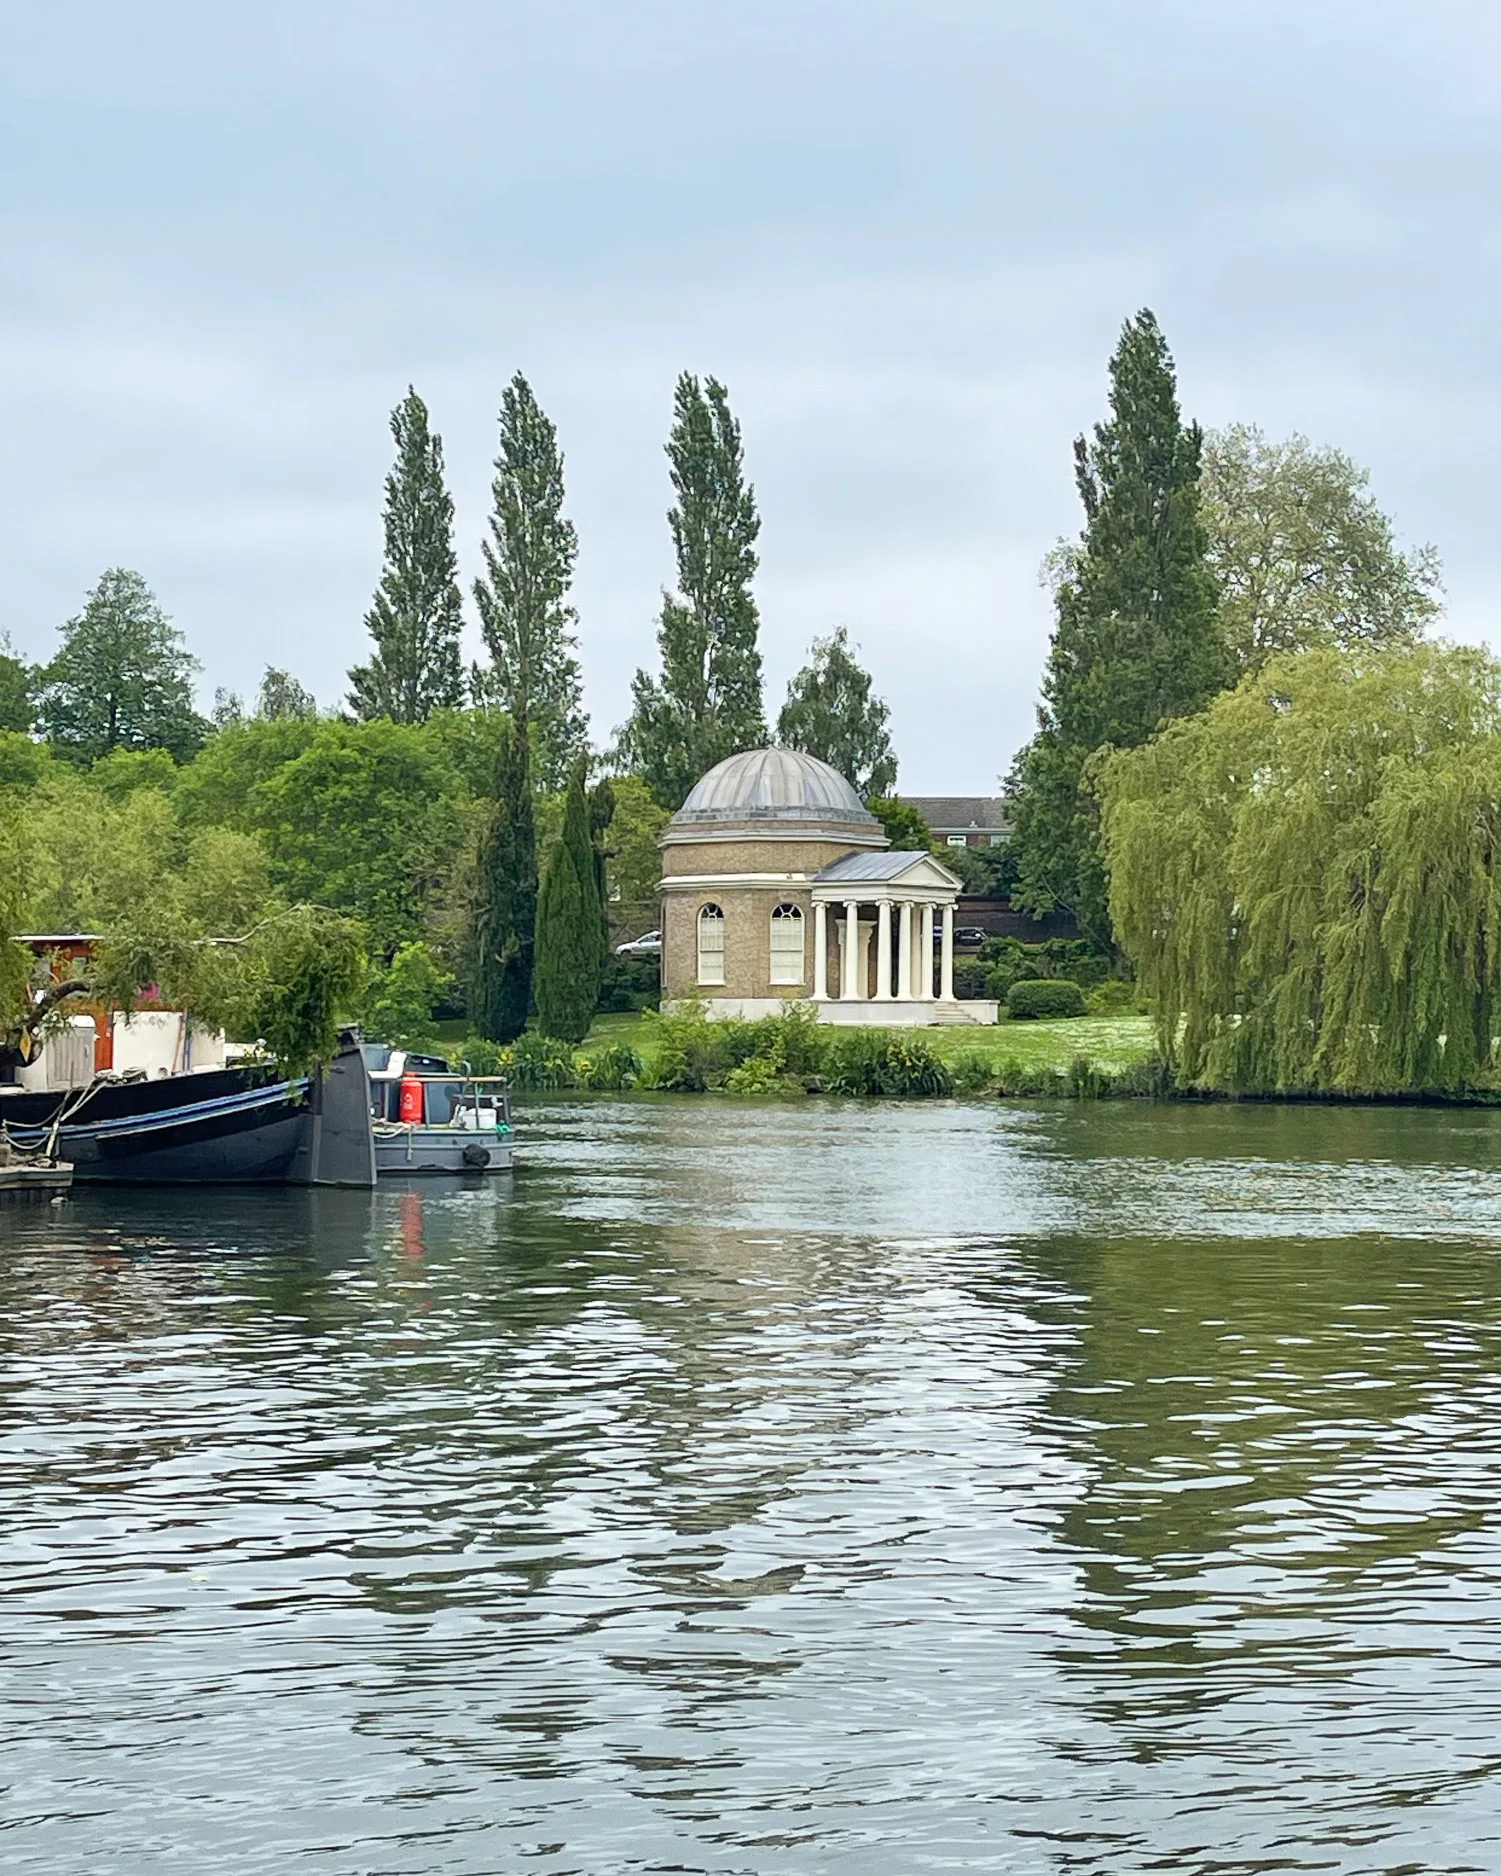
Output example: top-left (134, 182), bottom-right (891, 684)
top-left (458, 1036), bottom-right (509, 1076)
top-left (825, 1029), bottom-right (952, 1098)
top-left (640, 1005), bottom-right (735, 1091)
top-left (723, 1051), bottom-right (788, 1095)
top-left (952, 958), bottom-right (991, 1000)
top-left (740, 1003), bottom-right (828, 1079)
top-left (1086, 977), bottom-right (1140, 1016)
top-left (507, 1031), bottom-right (578, 1090)
top-left (575, 1042), bottom-right (643, 1090)
top-left (948, 1049), bottom-right (995, 1096)
top-left (1007, 978), bottom-right (1086, 1020)
top-left (596, 953), bottom-right (659, 1014)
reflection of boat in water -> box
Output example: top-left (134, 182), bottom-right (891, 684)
top-left (364, 1045), bottom-right (515, 1177)
top-left (0, 1030), bottom-right (376, 1187)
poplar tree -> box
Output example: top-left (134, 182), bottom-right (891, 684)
top-left (472, 373), bottom-right (587, 790)
top-left (348, 388), bottom-right (466, 724)
top-left (470, 718), bottom-right (537, 1044)
top-left (777, 627), bottom-right (897, 799)
top-left (619, 373), bottom-right (765, 808)
top-left (1008, 310), bottom-right (1228, 946)
top-left (533, 759), bottom-right (602, 1043)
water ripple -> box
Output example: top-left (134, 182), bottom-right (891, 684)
top-left (4, 1097), bottom-right (1501, 1872)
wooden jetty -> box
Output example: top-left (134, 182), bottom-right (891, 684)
top-left (0, 1137), bottom-right (72, 1203)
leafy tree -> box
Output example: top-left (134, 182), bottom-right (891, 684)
top-left (94, 904), bottom-right (368, 1077)
top-left (471, 374), bottom-right (586, 789)
top-left (1099, 643), bottom-right (1501, 1094)
top-left (35, 568), bottom-right (207, 763)
top-left (173, 716), bottom-right (321, 829)
top-left (1008, 311), bottom-right (1229, 946)
top-left (777, 627), bottom-right (896, 798)
top-left (619, 373), bottom-right (765, 808)
top-left (533, 759), bottom-right (602, 1042)
top-left (257, 667), bottom-right (319, 721)
top-left (867, 796), bottom-right (931, 851)
top-left (0, 635), bottom-right (34, 733)
top-left (212, 688), bottom-right (243, 728)
top-left (348, 388), bottom-right (466, 724)
top-left (250, 719), bottom-right (467, 951)
top-left (364, 940), bottom-right (450, 1051)
top-left (1197, 425), bottom-right (1442, 673)
top-left (470, 717), bottom-right (536, 1044)
top-left (600, 773), bottom-right (668, 904)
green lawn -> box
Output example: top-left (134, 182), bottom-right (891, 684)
top-left (580, 1008), bottom-right (1155, 1074)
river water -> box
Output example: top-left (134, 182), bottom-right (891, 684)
top-left (6, 1097), bottom-right (1501, 1874)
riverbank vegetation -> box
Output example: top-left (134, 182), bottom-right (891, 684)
top-left (449, 1004), bottom-right (1160, 1099)
top-left (1, 311), bottom-right (1462, 1099)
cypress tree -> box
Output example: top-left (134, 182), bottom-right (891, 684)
top-left (1008, 311), bottom-right (1229, 946)
top-left (588, 775), bottom-right (616, 972)
top-left (348, 388), bottom-right (466, 724)
top-left (472, 373), bottom-right (587, 791)
top-left (618, 373), bottom-right (765, 808)
top-left (533, 759), bottom-right (602, 1043)
top-left (470, 718), bottom-right (536, 1043)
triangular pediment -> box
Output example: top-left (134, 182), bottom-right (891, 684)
top-left (812, 849), bottom-right (963, 891)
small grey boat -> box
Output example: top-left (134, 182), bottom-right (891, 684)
top-left (364, 1046), bottom-right (514, 1177)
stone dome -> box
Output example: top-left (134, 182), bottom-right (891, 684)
top-left (668, 748), bottom-right (880, 829)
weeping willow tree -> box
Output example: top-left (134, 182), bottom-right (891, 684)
top-left (90, 905), bottom-right (368, 1079)
top-left (1098, 643), bottom-right (1501, 1093)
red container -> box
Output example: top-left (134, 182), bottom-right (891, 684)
top-left (398, 1076), bottom-right (425, 1124)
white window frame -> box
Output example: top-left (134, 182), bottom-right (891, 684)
top-left (697, 903), bottom-right (726, 985)
top-left (769, 902), bottom-right (805, 986)
top-left (946, 834), bottom-right (969, 848)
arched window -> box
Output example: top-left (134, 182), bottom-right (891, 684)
top-left (769, 902), bottom-right (805, 986)
top-left (697, 903), bottom-right (726, 985)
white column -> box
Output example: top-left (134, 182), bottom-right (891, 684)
top-left (940, 902), bottom-right (955, 1001)
top-left (813, 900), bottom-right (828, 1001)
top-left (897, 901), bottom-right (913, 1000)
top-left (874, 899), bottom-right (892, 999)
top-left (842, 901), bottom-right (862, 999)
top-left (921, 903), bottom-right (936, 1001)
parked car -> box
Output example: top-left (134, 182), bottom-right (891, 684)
top-left (954, 926), bottom-right (988, 948)
top-left (615, 928), bottom-right (662, 957)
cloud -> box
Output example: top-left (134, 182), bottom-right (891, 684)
top-left (2, 0), bottom-right (1494, 786)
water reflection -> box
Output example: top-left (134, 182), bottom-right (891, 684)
top-left (4, 1099), bottom-right (1501, 1871)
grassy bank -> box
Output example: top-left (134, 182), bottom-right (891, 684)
top-left (432, 1006), bottom-right (1161, 1100)
top-left (582, 1009), bottom-right (1155, 1074)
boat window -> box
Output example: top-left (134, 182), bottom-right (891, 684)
top-left (769, 902), bottom-right (804, 985)
top-left (697, 904), bottom-right (726, 985)
top-left (423, 1079), bottom-right (466, 1124)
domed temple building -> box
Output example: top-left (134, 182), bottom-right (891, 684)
top-left (658, 748), bottom-right (999, 1024)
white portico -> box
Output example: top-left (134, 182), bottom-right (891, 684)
top-left (808, 850), bottom-right (994, 1023)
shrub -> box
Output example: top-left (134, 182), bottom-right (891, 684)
top-left (458, 1036), bottom-right (510, 1077)
top-left (507, 1030), bottom-right (577, 1090)
top-left (742, 1002), bottom-right (828, 1079)
top-left (1007, 978), bottom-right (1086, 1020)
top-left (723, 1051), bottom-right (787, 1094)
top-left (952, 958), bottom-right (991, 1000)
top-left (575, 1042), bottom-right (643, 1091)
top-left (640, 1005), bottom-right (735, 1091)
top-left (1086, 977), bottom-right (1140, 1016)
top-left (825, 1029), bottom-right (952, 1098)
top-left (596, 954), bottom-right (659, 1014)
top-left (949, 1049), bottom-right (995, 1096)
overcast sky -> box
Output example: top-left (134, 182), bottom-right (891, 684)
top-left (4, 1), bottom-right (1496, 789)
